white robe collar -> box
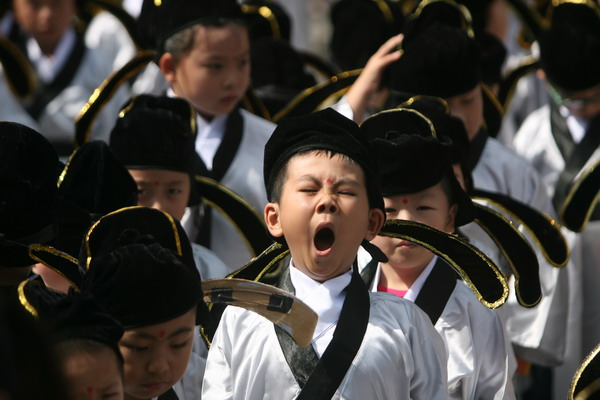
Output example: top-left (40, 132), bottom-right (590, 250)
top-left (27, 26), bottom-right (76, 84)
top-left (289, 261), bottom-right (352, 357)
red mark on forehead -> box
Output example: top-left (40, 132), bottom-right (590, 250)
top-left (326, 179), bottom-right (333, 185)
top-left (86, 386), bottom-right (93, 398)
top-left (402, 198), bottom-right (409, 204)
top-left (159, 330), bottom-right (166, 338)
top-left (154, 181), bottom-right (160, 186)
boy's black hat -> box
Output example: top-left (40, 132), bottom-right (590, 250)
top-left (364, 110), bottom-right (474, 226)
top-left (19, 280), bottom-right (124, 363)
top-left (264, 108), bottom-right (384, 214)
top-left (330, 0), bottom-right (404, 71)
top-left (390, 23), bottom-right (481, 98)
top-left (110, 95), bottom-right (200, 174)
top-left (81, 207), bottom-right (208, 329)
top-left (539, 1), bottom-right (600, 92)
top-left (140, 0), bottom-right (244, 55)
top-left (54, 141), bottom-right (138, 258)
top-left (0, 122), bottom-right (60, 267)
top-left (242, 0), bottom-right (292, 41)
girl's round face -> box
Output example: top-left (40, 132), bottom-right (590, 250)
top-left (12, 0), bottom-right (76, 54)
top-left (119, 308), bottom-right (196, 399)
top-left (63, 347), bottom-right (124, 400)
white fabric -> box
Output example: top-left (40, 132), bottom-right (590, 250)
top-left (289, 264), bottom-right (352, 357)
top-left (359, 257), bottom-right (516, 400)
top-left (0, 33), bottom-right (129, 149)
top-left (181, 109), bottom-right (274, 271)
top-left (203, 286), bottom-right (449, 399)
top-left (514, 105), bottom-right (600, 398)
top-left (123, 0), bottom-right (144, 18)
top-left (84, 11), bottom-right (137, 72)
top-left (27, 27), bottom-right (75, 83)
top-left (191, 242), bottom-right (229, 279)
top-left (402, 256), bottom-right (436, 302)
top-left (194, 113), bottom-right (228, 171)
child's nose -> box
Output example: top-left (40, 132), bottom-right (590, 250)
top-left (317, 199), bottom-right (338, 214)
top-left (147, 356), bottom-right (169, 375)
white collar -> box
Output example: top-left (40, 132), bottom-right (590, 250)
top-left (289, 261), bottom-right (352, 356)
top-left (559, 105), bottom-right (588, 144)
top-left (403, 256), bottom-right (437, 302)
top-left (27, 26), bottom-right (76, 84)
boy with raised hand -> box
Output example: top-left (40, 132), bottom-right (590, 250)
top-left (361, 109), bottom-right (515, 399)
top-left (144, 0), bottom-right (275, 271)
top-left (203, 108), bottom-right (449, 399)
top-left (513, 2), bottom-right (600, 396)
top-left (109, 94), bottom-right (228, 280)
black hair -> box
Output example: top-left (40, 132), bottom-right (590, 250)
top-left (164, 17), bottom-right (247, 63)
top-left (55, 338), bottom-right (124, 375)
top-left (268, 149), bottom-right (359, 204)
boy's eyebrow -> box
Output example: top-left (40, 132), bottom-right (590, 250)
top-left (130, 327), bottom-right (193, 340)
top-left (296, 175), bottom-right (361, 187)
top-left (167, 327), bottom-right (193, 339)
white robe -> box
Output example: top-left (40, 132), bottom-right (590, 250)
top-left (361, 255), bottom-right (516, 400)
top-left (202, 293), bottom-right (449, 399)
top-left (514, 105), bottom-right (600, 398)
top-left (192, 243), bottom-right (229, 280)
top-left (84, 11), bottom-right (137, 72)
top-left (182, 109), bottom-right (274, 272)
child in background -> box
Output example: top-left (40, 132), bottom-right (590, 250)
top-left (18, 284), bottom-right (125, 400)
top-left (109, 94), bottom-right (228, 280)
top-left (361, 109), bottom-right (515, 399)
top-left (149, 0), bottom-right (275, 270)
top-left (0, 0), bottom-right (128, 156)
top-left (203, 108), bottom-right (449, 399)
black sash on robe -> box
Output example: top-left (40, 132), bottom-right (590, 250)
top-left (157, 387), bottom-right (179, 400)
top-left (193, 109), bottom-right (244, 248)
top-left (550, 103), bottom-right (600, 221)
top-left (361, 257), bottom-right (459, 325)
top-left (275, 264), bottom-right (370, 399)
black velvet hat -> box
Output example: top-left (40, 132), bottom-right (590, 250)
top-left (403, 0), bottom-right (473, 46)
top-left (330, 0), bottom-right (404, 71)
top-left (399, 96), bottom-right (473, 191)
top-left (369, 131), bottom-right (475, 227)
top-left (110, 95), bottom-right (200, 174)
top-left (54, 141), bottom-right (138, 258)
top-left (0, 122), bottom-right (61, 267)
top-left (539, 1), bottom-right (600, 92)
top-left (264, 108), bottom-right (384, 214)
top-left (80, 207), bottom-right (208, 328)
top-left (139, 0), bottom-right (245, 56)
top-left (390, 23), bottom-right (481, 98)
top-left (19, 280), bottom-right (124, 363)
top-left (360, 107), bottom-right (437, 139)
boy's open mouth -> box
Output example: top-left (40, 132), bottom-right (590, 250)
top-left (314, 227), bottom-right (335, 251)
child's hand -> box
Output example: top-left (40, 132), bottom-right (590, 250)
top-left (346, 34), bottom-right (404, 124)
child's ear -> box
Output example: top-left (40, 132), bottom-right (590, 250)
top-left (365, 208), bottom-right (385, 241)
top-left (445, 204), bottom-right (458, 233)
top-left (159, 53), bottom-right (177, 84)
top-left (264, 202), bottom-right (284, 238)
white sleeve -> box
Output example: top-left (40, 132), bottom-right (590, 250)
top-left (201, 308), bottom-right (234, 400)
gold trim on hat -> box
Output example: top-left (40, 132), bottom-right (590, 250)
top-left (559, 158), bottom-right (600, 232)
top-left (570, 342), bottom-right (600, 399)
top-left (273, 69), bottom-right (362, 123)
top-left (547, 0), bottom-right (600, 21)
top-left (17, 280), bottom-right (39, 318)
top-left (362, 107), bottom-right (438, 137)
top-left (0, 36), bottom-right (37, 99)
top-left (241, 4), bottom-right (281, 39)
top-left (28, 244), bottom-right (81, 292)
top-left (473, 197), bottom-right (570, 268)
top-left (57, 148), bottom-right (79, 188)
top-left (74, 51), bottom-right (155, 147)
top-left (372, 0), bottom-right (395, 26)
top-left (399, 95), bottom-right (451, 115)
top-left (410, 0), bottom-right (475, 38)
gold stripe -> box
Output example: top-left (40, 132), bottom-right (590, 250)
top-left (273, 69), bottom-right (363, 122)
top-left (372, 0), bottom-right (395, 25)
top-left (501, 56), bottom-right (538, 110)
top-left (28, 244), bottom-right (80, 292)
top-left (473, 204), bottom-right (541, 307)
top-left (0, 36), bottom-right (36, 99)
top-left (241, 4), bottom-right (282, 39)
top-left (570, 343), bottom-right (600, 399)
top-left (74, 51), bottom-right (154, 146)
top-left (398, 95), bottom-right (451, 115)
top-left (363, 107), bottom-right (438, 137)
top-left (559, 159), bottom-right (600, 232)
top-left (17, 280), bottom-right (38, 318)
top-left (57, 147), bottom-right (79, 188)
top-left (163, 211), bottom-right (182, 257)
top-left (473, 196), bottom-right (570, 268)
top-left (482, 84), bottom-right (504, 115)
top-left (410, 0), bottom-right (475, 38)
top-left (380, 219), bottom-right (508, 308)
